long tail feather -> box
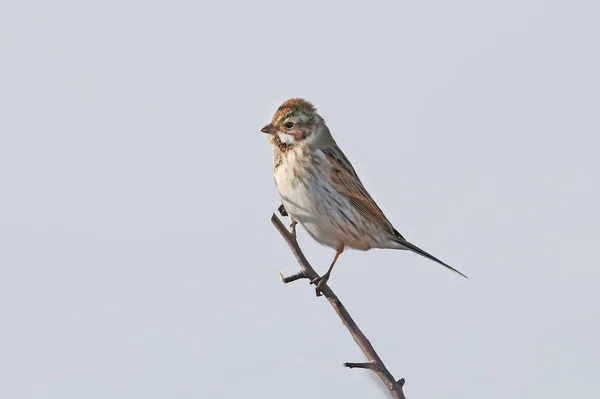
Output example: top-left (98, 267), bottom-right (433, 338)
top-left (398, 239), bottom-right (468, 279)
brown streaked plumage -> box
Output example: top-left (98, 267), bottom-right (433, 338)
top-left (262, 98), bottom-right (467, 295)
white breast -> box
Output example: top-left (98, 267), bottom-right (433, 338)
top-left (272, 147), bottom-right (372, 251)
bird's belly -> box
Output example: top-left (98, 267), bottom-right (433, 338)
top-left (274, 164), bottom-right (373, 251)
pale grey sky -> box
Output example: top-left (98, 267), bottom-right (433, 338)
top-left (1, 1), bottom-right (599, 398)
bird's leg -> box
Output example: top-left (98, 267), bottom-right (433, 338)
top-left (289, 217), bottom-right (297, 238)
top-left (311, 247), bottom-right (344, 296)
top-left (277, 203), bottom-right (297, 238)
top-left (277, 204), bottom-right (298, 238)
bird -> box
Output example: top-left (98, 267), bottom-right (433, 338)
top-left (262, 98), bottom-right (467, 295)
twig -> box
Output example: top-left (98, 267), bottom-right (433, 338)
top-left (278, 270), bottom-right (305, 284)
top-left (271, 213), bottom-right (407, 399)
top-left (344, 361), bottom-right (377, 370)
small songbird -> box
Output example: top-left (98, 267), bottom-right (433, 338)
top-left (262, 98), bottom-right (467, 295)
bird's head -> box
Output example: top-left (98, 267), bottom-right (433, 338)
top-left (261, 98), bottom-right (330, 148)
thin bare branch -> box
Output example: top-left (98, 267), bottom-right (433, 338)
top-left (271, 213), bottom-right (407, 399)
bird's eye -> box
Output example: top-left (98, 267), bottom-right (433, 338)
top-left (285, 122), bottom-right (294, 129)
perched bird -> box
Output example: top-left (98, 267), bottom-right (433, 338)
top-left (262, 98), bottom-right (466, 295)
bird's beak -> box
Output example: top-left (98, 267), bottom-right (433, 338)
top-left (261, 123), bottom-right (276, 134)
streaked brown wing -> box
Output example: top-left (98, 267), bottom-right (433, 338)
top-left (322, 147), bottom-right (398, 237)
top-left (322, 147), bottom-right (465, 277)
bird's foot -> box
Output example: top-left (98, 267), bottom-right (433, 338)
top-left (277, 204), bottom-right (288, 217)
top-left (310, 272), bottom-right (330, 297)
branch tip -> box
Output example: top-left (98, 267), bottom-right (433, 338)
top-left (343, 361), bottom-right (377, 371)
top-left (279, 270), bottom-right (306, 284)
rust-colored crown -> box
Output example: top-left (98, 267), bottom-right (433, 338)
top-left (272, 98), bottom-right (317, 123)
